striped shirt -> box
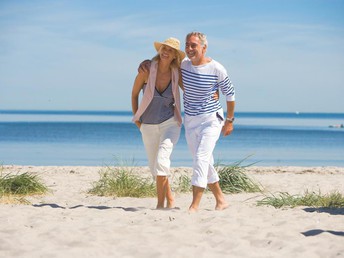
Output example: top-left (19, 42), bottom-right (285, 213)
top-left (181, 59), bottom-right (235, 116)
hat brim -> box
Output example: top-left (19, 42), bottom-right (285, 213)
top-left (154, 42), bottom-right (186, 60)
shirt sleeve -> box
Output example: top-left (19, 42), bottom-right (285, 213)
top-left (216, 62), bottom-right (235, 102)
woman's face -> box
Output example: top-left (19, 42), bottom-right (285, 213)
top-left (159, 45), bottom-right (176, 63)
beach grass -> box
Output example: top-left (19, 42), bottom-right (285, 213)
top-left (0, 168), bottom-right (48, 204)
top-left (216, 160), bottom-right (263, 194)
top-left (88, 157), bottom-right (264, 198)
top-left (88, 166), bottom-right (156, 198)
top-left (173, 174), bottom-right (192, 193)
top-left (257, 191), bottom-right (344, 208)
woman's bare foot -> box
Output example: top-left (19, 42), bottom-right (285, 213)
top-left (166, 199), bottom-right (175, 209)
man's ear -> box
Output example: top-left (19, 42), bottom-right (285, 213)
top-left (202, 44), bottom-right (207, 54)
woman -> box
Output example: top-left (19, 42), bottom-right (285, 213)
top-left (131, 37), bottom-right (185, 209)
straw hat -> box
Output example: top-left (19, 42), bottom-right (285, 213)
top-left (154, 37), bottom-right (186, 60)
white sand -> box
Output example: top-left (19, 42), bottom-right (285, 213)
top-left (1, 165), bottom-right (343, 258)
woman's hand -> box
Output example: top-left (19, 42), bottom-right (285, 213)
top-left (213, 90), bottom-right (219, 100)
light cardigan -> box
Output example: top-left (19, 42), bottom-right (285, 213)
top-left (132, 60), bottom-right (182, 126)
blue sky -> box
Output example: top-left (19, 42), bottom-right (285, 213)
top-left (0, 0), bottom-right (343, 113)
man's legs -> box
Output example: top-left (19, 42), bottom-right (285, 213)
top-left (189, 182), bottom-right (228, 212)
top-left (185, 112), bottom-right (225, 211)
top-left (208, 181), bottom-right (229, 210)
top-left (189, 185), bottom-right (204, 212)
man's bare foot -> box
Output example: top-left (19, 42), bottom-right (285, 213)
top-left (215, 202), bottom-right (229, 211)
top-left (156, 205), bottom-right (164, 210)
top-left (188, 205), bottom-right (198, 213)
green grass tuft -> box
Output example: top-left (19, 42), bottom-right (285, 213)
top-left (88, 166), bottom-right (156, 198)
top-left (216, 159), bottom-right (263, 194)
top-left (173, 174), bottom-right (192, 193)
top-left (0, 171), bottom-right (48, 196)
top-left (0, 167), bottom-right (48, 204)
top-left (257, 191), bottom-right (344, 208)
top-left (88, 157), bottom-right (263, 197)
top-left (170, 158), bottom-right (263, 194)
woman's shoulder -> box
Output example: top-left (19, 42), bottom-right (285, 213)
top-left (136, 69), bottom-right (149, 84)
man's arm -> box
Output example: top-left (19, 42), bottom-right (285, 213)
top-left (138, 59), bottom-right (152, 73)
top-left (222, 101), bottom-right (235, 136)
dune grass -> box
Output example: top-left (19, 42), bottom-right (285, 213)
top-left (88, 158), bottom-right (263, 198)
top-left (170, 159), bottom-right (263, 194)
top-left (88, 166), bottom-right (156, 198)
top-left (216, 160), bottom-right (263, 194)
top-left (257, 191), bottom-right (344, 208)
top-left (173, 174), bottom-right (192, 193)
top-left (0, 168), bottom-right (49, 204)
top-left (172, 158), bottom-right (263, 194)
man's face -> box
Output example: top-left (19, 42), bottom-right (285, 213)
top-left (185, 35), bottom-right (205, 64)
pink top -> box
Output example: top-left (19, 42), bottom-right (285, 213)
top-left (132, 60), bottom-right (182, 126)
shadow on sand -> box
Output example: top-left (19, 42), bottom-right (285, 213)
top-left (32, 203), bottom-right (145, 212)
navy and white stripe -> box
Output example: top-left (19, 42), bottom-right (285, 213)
top-left (181, 59), bottom-right (235, 116)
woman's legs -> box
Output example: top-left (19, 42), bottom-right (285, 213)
top-left (156, 176), bottom-right (167, 209)
top-left (156, 176), bottom-right (175, 209)
top-left (141, 118), bottom-right (180, 209)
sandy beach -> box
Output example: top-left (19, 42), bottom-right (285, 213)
top-left (1, 165), bottom-right (343, 258)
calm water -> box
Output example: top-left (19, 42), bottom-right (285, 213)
top-left (0, 110), bottom-right (343, 167)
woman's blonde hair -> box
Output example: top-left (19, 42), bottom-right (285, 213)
top-left (152, 47), bottom-right (182, 69)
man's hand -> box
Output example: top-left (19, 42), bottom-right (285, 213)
top-left (138, 59), bottom-right (152, 73)
top-left (222, 122), bottom-right (233, 136)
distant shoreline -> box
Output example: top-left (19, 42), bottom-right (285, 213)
top-left (1, 109), bottom-right (344, 117)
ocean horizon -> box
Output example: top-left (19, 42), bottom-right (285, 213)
top-left (1, 110), bottom-right (343, 167)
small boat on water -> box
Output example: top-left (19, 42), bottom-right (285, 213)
top-left (329, 124), bottom-right (344, 128)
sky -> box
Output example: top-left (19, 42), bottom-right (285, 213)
top-left (0, 0), bottom-right (343, 113)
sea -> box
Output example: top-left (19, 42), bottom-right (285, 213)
top-left (0, 110), bottom-right (343, 167)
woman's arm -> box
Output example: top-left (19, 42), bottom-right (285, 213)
top-left (178, 69), bottom-right (184, 91)
top-left (131, 72), bottom-right (148, 128)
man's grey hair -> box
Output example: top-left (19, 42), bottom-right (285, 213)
top-left (186, 32), bottom-right (208, 46)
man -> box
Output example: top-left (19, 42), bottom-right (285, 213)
top-left (140, 32), bottom-right (235, 212)
top-left (182, 32), bottom-right (235, 212)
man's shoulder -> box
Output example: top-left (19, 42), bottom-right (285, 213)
top-left (181, 58), bottom-right (191, 69)
top-left (210, 59), bottom-right (224, 68)
top-left (210, 59), bottom-right (227, 75)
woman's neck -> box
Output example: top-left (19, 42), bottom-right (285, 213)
top-left (158, 62), bottom-right (171, 73)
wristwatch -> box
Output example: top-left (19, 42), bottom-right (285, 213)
top-left (226, 117), bottom-right (235, 123)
